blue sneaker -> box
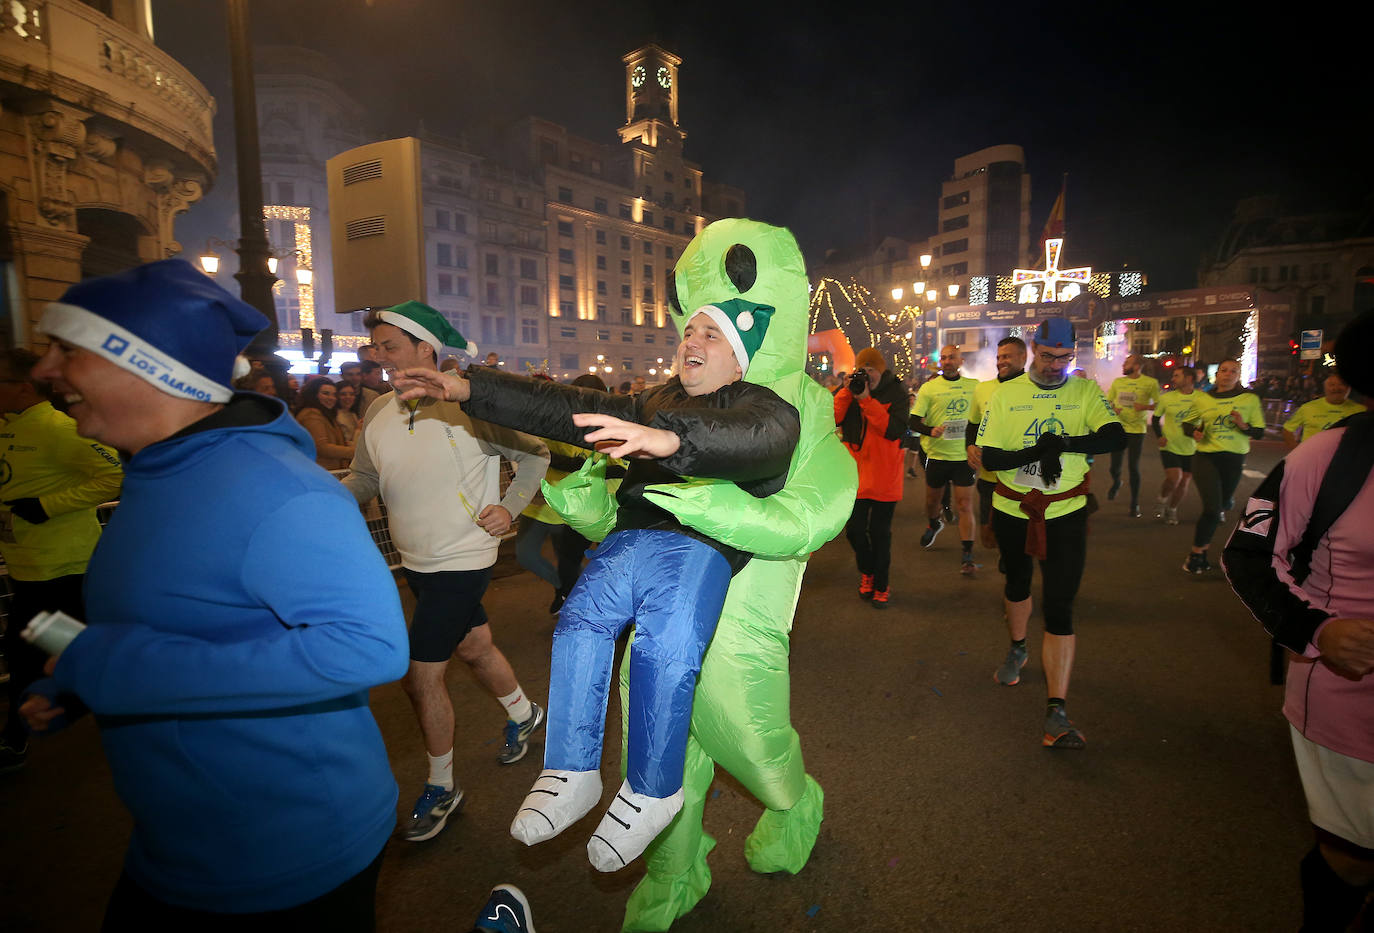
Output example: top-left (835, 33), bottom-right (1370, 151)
top-left (474, 884), bottom-right (534, 932)
top-left (402, 783), bottom-right (463, 842)
top-left (498, 702), bottom-right (545, 765)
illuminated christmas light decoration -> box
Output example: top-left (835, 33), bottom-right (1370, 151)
top-left (808, 276), bottom-right (921, 380)
top-left (968, 275), bottom-right (990, 306)
top-left (1117, 272), bottom-right (1143, 297)
top-left (1089, 272), bottom-right (1112, 299)
top-left (1240, 309), bottom-right (1258, 386)
top-left (264, 205), bottom-right (315, 330)
top-left (1012, 238), bottom-right (1091, 303)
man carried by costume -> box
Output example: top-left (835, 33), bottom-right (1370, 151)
top-left (394, 284), bottom-right (800, 872)
top-left (544, 219), bottom-right (858, 931)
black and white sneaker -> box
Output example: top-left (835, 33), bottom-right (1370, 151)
top-left (920, 519), bottom-right (944, 549)
top-left (499, 703), bottom-right (546, 765)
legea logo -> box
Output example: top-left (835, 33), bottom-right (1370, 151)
top-left (102, 335), bottom-right (129, 355)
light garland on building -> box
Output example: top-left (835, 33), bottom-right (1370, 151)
top-left (264, 205), bottom-right (314, 330)
top-left (968, 275), bottom-right (990, 306)
top-left (808, 276), bottom-right (920, 380)
top-left (1240, 309), bottom-right (1258, 386)
top-left (1118, 272), bottom-right (1143, 297)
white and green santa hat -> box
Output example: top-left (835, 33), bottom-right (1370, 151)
top-left (691, 298), bottom-right (775, 377)
top-left (377, 300), bottom-right (477, 359)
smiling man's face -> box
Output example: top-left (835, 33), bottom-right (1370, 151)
top-left (675, 311), bottom-right (742, 397)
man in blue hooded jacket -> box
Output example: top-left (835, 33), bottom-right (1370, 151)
top-left (20, 260), bottom-right (409, 928)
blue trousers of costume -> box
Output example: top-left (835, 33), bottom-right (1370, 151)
top-left (544, 529), bottom-right (731, 799)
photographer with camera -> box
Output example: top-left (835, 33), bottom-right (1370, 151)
top-left (835, 348), bottom-right (910, 608)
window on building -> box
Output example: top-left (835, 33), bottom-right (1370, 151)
top-left (619, 204), bottom-right (633, 220)
top-left (596, 255), bottom-right (606, 270)
top-left (664, 246), bottom-right (674, 260)
top-left (942, 214), bottom-right (970, 232)
top-left (620, 235), bottom-right (631, 250)
top-left (622, 332), bottom-right (634, 343)
top-left (485, 254), bottom-right (500, 275)
top-left (482, 221), bottom-right (497, 239)
top-left (644, 333), bottom-right (655, 344)
top-left (597, 280), bottom-right (607, 295)
top-left (558, 301), bottom-right (574, 317)
top-left (594, 197), bottom-right (608, 213)
top-left (642, 211), bottom-right (655, 227)
top-left (664, 217), bottom-right (676, 233)
top-left (595, 303), bottom-right (607, 319)
top-left (1310, 294), bottom-right (1326, 317)
top-left (519, 258), bottom-right (537, 279)
top-left (521, 318), bottom-right (539, 343)
top-left (485, 283), bottom-right (501, 306)
top-left (453, 213), bottom-right (467, 234)
top-left (455, 276), bottom-right (469, 297)
top-left (557, 220), bottom-right (573, 237)
top-left (1135, 321), bottom-right (1152, 331)
top-left (621, 308), bottom-right (633, 324)
top-left (946, 330), bottom-right (967, 346)
top-left (642, 287), bottom-right (654, 303)
top-left (642, 241), bottom-right (653, 256)
top-left (942, 191), bottom-right (970, 209)
top-left (595, 229), bottom-right (606, 245)
top-left (561, 353), bottom-right (579, 369)
top-left (597, 329), bottom-right (610, 341)
top-left (436, 243), bottom-right (453, 267)
top-left (516, 195), bottom-right (530, 210)
top-left (620, 260), bottom-right (631, 275)
top-left (643, 264), bottom-right (654, 279)
top-left (519, 285), bottom-right (538, 305)
top-left (437, 273), bottom-right (453, 295)
top-left (1279, 266), bottom-right (1289, 282)
top-left (558, 186), bottom-right (573, 202)
top-left (1158, 319), bottom-right (1176, 332)
top-left (941, 262), bottom-right (969, 276)
top-left (435, 209), bottom-right (450, 230)
top-left (484, 186), bottom-right (500, 202)
top-left (558, 274), bottom-right (574, 289)
top-left (277, 182), bottom-right (295, 204)
top-left (621, 284), bottom-right (631, 298)
top-left (943, 238), bottom-right (969, 255)
top-left (664, 171), bottom-right (674, 182)
top-left (559, 248), bottom-right (574, 264)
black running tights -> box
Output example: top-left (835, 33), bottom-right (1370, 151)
top-left (846, 498), bottom-right (896, 591)
top-left (1191, 451), bottom-right (1245, 548)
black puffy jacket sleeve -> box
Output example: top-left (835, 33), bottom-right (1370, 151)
top-left (649, 381), bottom-right (800, 488)
top-left (464, 367), bottom-right (636, 449)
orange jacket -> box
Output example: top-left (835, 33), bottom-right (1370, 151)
top-left (834, 378), bottom-right (908, 502)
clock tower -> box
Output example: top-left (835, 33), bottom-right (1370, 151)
top-left (619, 44), bottom-right (683, 149)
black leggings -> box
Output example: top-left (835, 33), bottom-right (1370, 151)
top-left (846, 498), bottom-right (896, 591)
top-left (975, 478), bottom-right (996, 528)
top-left (1191, 450), bottom-right (1246, 548)
top-left (1109, 433), bottom-right (1145, 505)
top-left (991, 508), bottom-right (1088, 636)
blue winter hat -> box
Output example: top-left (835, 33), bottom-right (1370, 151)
top-left (38, 259), bottom-right (267, 404)
top-left (1034, 317), bottom-right (1076, 349)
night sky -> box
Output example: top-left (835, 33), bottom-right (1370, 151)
top-left (155, 0), bottom-right (1369, 291)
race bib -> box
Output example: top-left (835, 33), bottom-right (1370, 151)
top-left (943, 418), bottom-right (968, 441)
top-left (1014, 459), bottom-right (1060, 491)
top-left (1116, 390), bottom-right (1136, 408)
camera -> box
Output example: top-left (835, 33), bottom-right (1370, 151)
top-left (848, 371), bottom-right (869, 394)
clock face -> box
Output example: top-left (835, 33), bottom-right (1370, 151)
top-left (631, 65), bottom-right (646, 89)
top-left (657, 66), bottom-right (671, 89)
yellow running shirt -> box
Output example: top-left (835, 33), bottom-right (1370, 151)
top-left (1192, 390), bottom-right (1265, 454)
top-left (912, 374), bottom-right (979, 461)
top-left (1154, 388), bottom-right (1202, 455)
top-left (1282, 397), bottom-right (1364, 444)
top-left (977, 373), bottom-right (1120, 521)
top-left (1107, 374), bottom-right (1161, 434)
top-left (967, 377), bottom-right (1007, 482)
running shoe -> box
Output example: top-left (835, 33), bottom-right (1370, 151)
top-left (858, 573), bottom-right (875, 600)
top-left (920, 519), bottom-right (944, 549)
top-left (1165, 507), bottom-right (1179, 526)
top-left (1130, 504), bottom-right (1142, 518)
top-left (0, 736), bottom-right (27, 774)
top-left (960, 558), bottom-right (976, 576)
top-left (1107, 477), bottom-right (1122, 500)
top-left (499, 702), bottom-right (546, 765)
top-left (871, 589), bottom-right (890, 609)
top-left (1043, 707), bottom-right (1086, 749)
top-left (473, 884), bottom-right (535, 933)
top-left (993, 644), bottom-right (1029, 686)
top-left (402, 783), bottom-right (464, 842)
top-left (1182, 552), bottom-right (1212, 575)
top-left (548, 592), bottom-right (565, 616)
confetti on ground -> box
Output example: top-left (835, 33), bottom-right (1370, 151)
top-left (806, 904), bottom-right (821, 918)
top-left (888, 857), bottom-right (900, 867)
top-left (957, 650), bottom-right (968, 656)
top-left (930, 686), bottom-right (943, 697)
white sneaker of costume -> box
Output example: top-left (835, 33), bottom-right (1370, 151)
top-left (510, 768), bottom-right (602, 846)
top-left (586, 781), bottom-right (685, 872)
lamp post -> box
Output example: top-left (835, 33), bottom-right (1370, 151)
top-left (225, 0), bottom-right (280, 354)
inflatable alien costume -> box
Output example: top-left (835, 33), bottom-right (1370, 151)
top-left (546, 219), bottom-right (857, 930)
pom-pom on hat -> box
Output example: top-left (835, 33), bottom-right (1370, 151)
top-left (854, 347), bottom-right (888, 373)
top-left (38, 259), bottom-right (267, 404)
top-left (1033, 317), bottom-right (1076, 349)
top-left (690, 298), bottom-right (775, 377)
top-left (377, 300), bottom-right (477, 360)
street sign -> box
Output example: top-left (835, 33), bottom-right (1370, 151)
top-left (1300, 328), bottom-right (1322, 360)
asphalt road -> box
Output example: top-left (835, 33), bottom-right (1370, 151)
top-left (0, 440), bottom-right (1309, 932)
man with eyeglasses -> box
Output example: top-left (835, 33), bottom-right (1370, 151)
top-left (974, 319), bottom-right (1125, 748)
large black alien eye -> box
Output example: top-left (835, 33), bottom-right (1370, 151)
top-left (725, 244), bottom-right (757, 293)
top-left (666, 267), bottom-right (684, 316)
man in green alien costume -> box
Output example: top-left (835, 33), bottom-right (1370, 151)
top-left (545, 218), bottom-right (858, 930)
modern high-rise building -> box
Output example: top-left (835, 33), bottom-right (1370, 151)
top-left (930, 145), bottom-right (1031, 293)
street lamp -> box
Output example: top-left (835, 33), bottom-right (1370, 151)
top-left (891, 287), bottom-right (904, 302)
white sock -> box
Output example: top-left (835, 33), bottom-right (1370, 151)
top-left (498, 686), bottom-right (533, 724)
top-left (427, 749), bottom-right (454, 790)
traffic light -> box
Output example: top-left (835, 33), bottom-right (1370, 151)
top-left (320, 329), bottom-right (334, 360)
top-left (1288, 335), bottom-right (1300, 356)
top-left (301, 326), bottom-right (315, 358)
top-left (1162, 357), bottom-right (1176, 368)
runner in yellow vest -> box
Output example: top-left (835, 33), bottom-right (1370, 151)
top-left (1106, 354), bottom-right (1161, 517)
top-left (1282, 373), bottom-right (1364, 449)
top-left (911, 345), bottom-right (980, 573)
top-left (966, 336), bottom-right (1027, 554)
top-left (975, 319), bottom-right (1124, 748)
top-left (1150, 365), bottom-right (1203, 525)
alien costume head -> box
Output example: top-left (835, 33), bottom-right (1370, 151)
top-left (668, 219), bottom-right (810, 387)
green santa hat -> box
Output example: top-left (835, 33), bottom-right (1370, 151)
top-left (692, 298), bottom-right (775, 377)
top-left (377, 300), bottom-right (477, 359)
